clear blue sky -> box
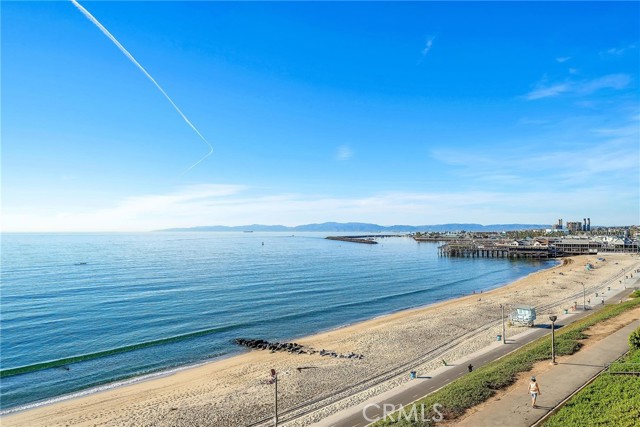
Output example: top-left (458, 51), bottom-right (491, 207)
top-left (3, 1), bottom-right (639, 231)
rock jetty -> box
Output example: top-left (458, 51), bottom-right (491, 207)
top-left (326, 236), bottom-right (377, 244)
top-left (233, 338), bottom-right (364, 359)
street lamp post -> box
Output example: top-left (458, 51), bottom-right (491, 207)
top-left (549, 315), bottom-right (557, 365)
top-left (271, 369), bottom-right (278, 426)
top-left (500, 304), bottom-right (506, 344)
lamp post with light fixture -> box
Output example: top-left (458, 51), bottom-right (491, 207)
top-left (549, 315), bottom-right (558, 365)
top-left (271, 369), bottom-right (278, 426)
top-left (500, 304), bottom-right (506, 344)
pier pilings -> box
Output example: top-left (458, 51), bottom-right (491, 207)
top-left (438, 243), bottom-right (551, 259)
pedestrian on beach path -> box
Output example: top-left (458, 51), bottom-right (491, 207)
top-left (528, 376), bottom-right (541, 408)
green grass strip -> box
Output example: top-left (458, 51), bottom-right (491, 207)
top-left (543, 348), bottom-right (640, 427)
top-left (374, 294), bottom-right (640, 426)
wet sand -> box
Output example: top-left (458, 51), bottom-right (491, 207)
top-left (3, 253), bottom-right (638, 427)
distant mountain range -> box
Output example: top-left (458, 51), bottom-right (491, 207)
top-left (158, 222), bottom-right (551, 232)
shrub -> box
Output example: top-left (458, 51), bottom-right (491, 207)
top-left (374, 297), bottom-right (640, 426)
top-left (629, 327), bottom-right (640, 351)
top-left (544, 349), bottom-right (640, 427)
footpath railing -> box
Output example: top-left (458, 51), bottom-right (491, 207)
top-left (247, 262), bottom-right (640, 426)
top-left (605, 362), bottom-right (640, 375)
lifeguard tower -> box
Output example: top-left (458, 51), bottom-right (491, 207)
top-left (510, 305), bottom-right (537, 327)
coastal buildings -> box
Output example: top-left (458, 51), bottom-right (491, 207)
top-left (554, 239), bottom-right (600, 255)
top-left (436, 234), bottom-right (639, 258)
top-left (595, 236), bottom-right (640, 253)
top-left (553, 219), bottom-right (563, 231)
top-left (549, 217), bottom-right (591, 234)
top-left (416, 218), bottom-right (638, 258)
top-left (566, 221), bottom-right (583, 233)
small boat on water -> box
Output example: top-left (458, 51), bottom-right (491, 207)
top-left (75, 262), bottom-right (88, 265)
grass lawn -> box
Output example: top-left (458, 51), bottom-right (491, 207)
top-left (374, 295), bottom-right (640, 426)
top-left (543, 347), bottom-right (640, 427)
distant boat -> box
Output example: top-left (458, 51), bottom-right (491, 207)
top-left (75, 262), bottom-right (88, 265)
top-left (243, 231), bottom-right (254, 233)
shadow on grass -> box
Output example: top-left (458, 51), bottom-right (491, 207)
top-left (557, 362), bottom-right (604, 368)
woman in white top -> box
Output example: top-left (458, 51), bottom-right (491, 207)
top-left (528, 376), bottom-right (541, 408)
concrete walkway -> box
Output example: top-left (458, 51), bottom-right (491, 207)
top-left (314, 326), bottom-right (557, 427)
top-left (311, 269), bottom-right (639, 427)
top-left (456, 319), bottom-right (639, 427)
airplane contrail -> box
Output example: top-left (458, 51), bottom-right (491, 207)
top-left (70, 0), bottom-right (213, 172)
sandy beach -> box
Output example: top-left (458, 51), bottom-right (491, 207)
top-left (3, 253), bottom-right (639, 427)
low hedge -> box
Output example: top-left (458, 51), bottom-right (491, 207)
top-left (543, 348), bottom-right (640, 427)
top-left (375, 295), bottom-right (640, 426)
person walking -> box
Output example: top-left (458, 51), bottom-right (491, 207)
top-left (528, 376), bottom-right (541, 408)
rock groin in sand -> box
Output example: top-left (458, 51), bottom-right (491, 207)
top-left (3, 254), bottom-right (639, 427)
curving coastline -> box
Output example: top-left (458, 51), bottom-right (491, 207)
top-left (2, 253), bottom-right (639, 427)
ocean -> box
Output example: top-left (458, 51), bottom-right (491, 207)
top-left (0, 232), bottom-right (555, 412)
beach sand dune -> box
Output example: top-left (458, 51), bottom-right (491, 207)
top-left (3, 254), bottom-right (638, 427)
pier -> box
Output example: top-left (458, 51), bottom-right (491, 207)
top-left (438, 241), bottom-right (553, 259)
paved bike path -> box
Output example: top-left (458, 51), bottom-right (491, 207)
top-left (456, 319), bottom-right (639, 427)
top-left (312, 274), bottom-right (639, 427)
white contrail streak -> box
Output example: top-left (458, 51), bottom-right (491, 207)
top-left (70, 0), bottom-right (213, 172)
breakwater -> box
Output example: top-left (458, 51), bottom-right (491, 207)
top-left (233, 339), bottom-right (364, 359)
top-left (325, 234), bottom-right (403, 244)
top-left (326, 236), bottom-right (378, 244)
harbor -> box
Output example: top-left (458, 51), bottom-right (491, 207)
top-left (434, 228), bottom-right (639, 259)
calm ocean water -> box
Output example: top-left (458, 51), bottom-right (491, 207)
top-left (0, 232), bottom-right (554, 411)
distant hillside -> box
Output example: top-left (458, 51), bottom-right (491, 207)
top-left (158, 222), bottom-right (551, 232)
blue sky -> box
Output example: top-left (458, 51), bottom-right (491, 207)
top-left (2, 1), bottom-right (639, 231)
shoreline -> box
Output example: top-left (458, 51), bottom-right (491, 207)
top-left (1, 259), bottom-right (558, 416)
top-left (0, 259), bottom-right (557, 415)
top-left (3, 254), bottom-right (638, 427)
